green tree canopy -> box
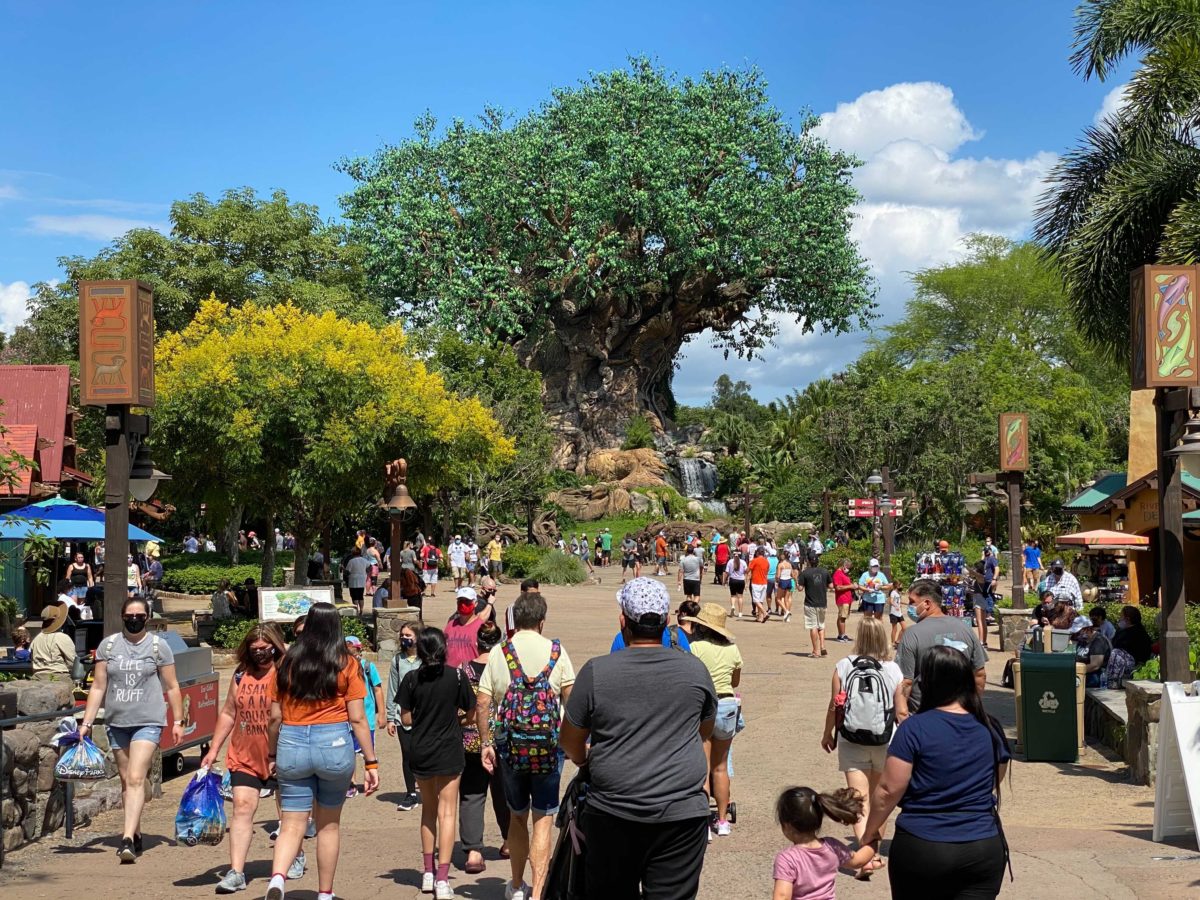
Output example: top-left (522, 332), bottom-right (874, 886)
top-left (339, 59), bottom-right (873, 469)
top-left (153, 300), bottom-right (512, 583)
top-left (1035, 0), bottom-right (1200, 353)
top-left (8, 188), bottom-right (379, 366)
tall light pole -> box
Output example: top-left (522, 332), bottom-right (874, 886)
top-left (865, 470), bottom-right (882, 561)
top-left (385, 458), bottom-right (417, 608)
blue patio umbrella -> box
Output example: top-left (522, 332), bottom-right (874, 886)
top-left (0, 496), bottom-right (163, 542)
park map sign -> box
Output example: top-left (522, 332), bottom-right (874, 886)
top-left (78, 280), bottom-right (156, 408)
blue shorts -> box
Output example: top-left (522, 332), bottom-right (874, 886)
top-left (352, 728), bottom-right (375, 755)
top-left (862, 599), bottom-right (885, 613)
top-left (275, 723), bottom-right (355, 812)
top-left (777, 579), bottom-right (794, 591)
top-left (105, 724), bottom-right (162, 750)
top-left (499, 754), bottom-right (562, 815)
top-left (711, 696), bottom-right (740, 742)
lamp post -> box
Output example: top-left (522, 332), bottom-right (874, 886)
top-left (963, 413), bottom-right (1030, 610)
top-left (385, 458), bottom-right (417, 608)
top-left (866, 469), bottom-right (882, 561)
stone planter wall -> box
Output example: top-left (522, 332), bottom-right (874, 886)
top-left (995, 608), bottom-right (1031, 654)
top-left (1, 680), bottom-right (74, 853)
top-left (1124, 680), bottom-right (1163, 787)
top-left (374, 607), bottom-right (423, 678)
top-left (1, 680), bottom-right (163, 854)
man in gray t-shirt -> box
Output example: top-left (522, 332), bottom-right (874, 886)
top-left (96, 633), bottom-right (175, 728)
top-left (560, 577), bottom-right (716, 898)
top-left (677, 548), bottom-right (703, 598)
top-left (897, 579), bottom-right (988, 716)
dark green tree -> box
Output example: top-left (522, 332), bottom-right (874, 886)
top-left (339, 59), bottom-right (873, 470)
top-left (1035, 0), bottom-right (1200, 353)
top-left (7, 188), bottom-right (379, 365)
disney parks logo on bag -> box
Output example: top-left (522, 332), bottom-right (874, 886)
top-left (1038, 691), bottom-right (1060, 712)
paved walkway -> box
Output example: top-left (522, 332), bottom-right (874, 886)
top-left (2, 571), bottom-right (1197, 898)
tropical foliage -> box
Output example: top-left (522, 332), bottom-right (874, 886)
top-left (1035, 0), bottom-right (1200, 353)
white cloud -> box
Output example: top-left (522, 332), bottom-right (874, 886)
top-left (1095, 83), bottom-right (1130, 124)
top-left (28, 213), bottom-right (164, 242)
top-left (674, 80), bottom-right (1057, 404)
top-left (0, 185), bottom-right (17, 200)
top-left (0, 281), bottom-right (31, 335)
top-left (812, 82), bottom-right (981, 158)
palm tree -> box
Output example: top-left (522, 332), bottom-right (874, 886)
top-left (1034, 0), bottom-right (1200, 354)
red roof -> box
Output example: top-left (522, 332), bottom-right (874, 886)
top-left (0, 365), bottom-right (74, 486)
top-left (0, 424), bottom-right (38, 497)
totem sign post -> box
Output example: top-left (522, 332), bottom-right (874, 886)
top-left (79, 280), bottom-right (156, 635)
top-left (1129, 265), bottom-right (1199, 683)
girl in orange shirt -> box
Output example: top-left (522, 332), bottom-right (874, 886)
top-left (202, 623), bottom-right (294, 894)
top-left (265, 604), bottom-right (379, 900)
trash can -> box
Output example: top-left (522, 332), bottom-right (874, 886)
top-left (1017, 653), bottom-right (1080, 762)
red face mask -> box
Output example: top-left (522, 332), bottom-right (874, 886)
top-left (457, 602), bottom-right (475, 617)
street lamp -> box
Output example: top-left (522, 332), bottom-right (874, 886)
top-left (865, 470), bottom-right (883, 561)
top-left (865, 470), bottom-right (883, 492)
top-left (962, 488), bottom-right (986, 515)
top-left (129, 443), bottom-right (171, 502)
top-left (385, 458), bottom-right (417, 610)
top-left (1165, 411), bottom-right (1200, 479)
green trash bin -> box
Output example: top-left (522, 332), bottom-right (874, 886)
top-left (1019, 652), bottom-right (1079, 762)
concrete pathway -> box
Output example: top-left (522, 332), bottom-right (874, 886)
top-left (2, 570), bottom-right (1197, 898)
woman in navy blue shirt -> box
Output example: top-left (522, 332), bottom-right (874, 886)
top-left (861, 645), bottom-right (1010, 899)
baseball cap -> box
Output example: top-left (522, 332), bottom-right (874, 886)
top-left (1052, 558), bottom-right (1065, 567)
top-left (455, 586), bottom-right (478, 602)
top-left (454, 534), bottom-right (461, 541)
top-left (344, 635), bottom-right (362, 647)
top-left (617, 577), bottom-right (670, 621)
top-left (869, 558), bottom-right (880, 567)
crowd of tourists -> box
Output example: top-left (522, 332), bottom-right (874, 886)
top-left (73, 520), bottom-right (1019, 900)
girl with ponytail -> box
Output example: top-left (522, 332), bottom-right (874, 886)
top-left (771, 785), bottom-right (877, 898)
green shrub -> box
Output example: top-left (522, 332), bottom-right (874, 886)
top-left (504, 544), bottom-right (550, 579)
top-left (530, 550), bottom-right (588, 585)
top-left (214, 614), bottom-right (373, 649)
top-left (160, 562), bottom-right (284, 594)
top-left (621, 414), bottom-right (655, 450)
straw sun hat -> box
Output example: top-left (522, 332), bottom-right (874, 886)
top-left (40, 604), bottom-right (68, 634)
top-left (682, 602), bottom-right (736, 642)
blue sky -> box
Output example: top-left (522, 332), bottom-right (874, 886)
top-left (0, 1), bottom-right (1132, 404)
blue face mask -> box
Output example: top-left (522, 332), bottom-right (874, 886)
top-left (906, 605), bottom-right (920, 623)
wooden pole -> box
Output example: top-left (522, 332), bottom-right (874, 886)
top-left (822, 489), bottom-right (831, 536)
top-left (881, 466), bottom-right (894, 568)
top-left (388, 513), bottom-right (403, 609)
top-left (103, 405), bottom-right (130, 636)
top-left (1008, 473), bottom-right (1025, 609)
top-left (1156, 389), bottom-right (1191, 683)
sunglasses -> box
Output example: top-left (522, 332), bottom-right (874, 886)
top-left (123, 614), bottom-right (148, 622)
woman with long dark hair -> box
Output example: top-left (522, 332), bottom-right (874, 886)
top-left (397, 626), bottom-right (476, 898)
top-left (265, 603), bottom-right (378, 900)
top-left (201, 623), bottom-right (297, 894)
top-left (79, 596), bottom-right (184, 863)
top-left (861, 645), bottom-right (1011, 899)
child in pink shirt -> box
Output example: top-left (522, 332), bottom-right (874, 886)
top-left (772, 786), bottom-right (877, 899)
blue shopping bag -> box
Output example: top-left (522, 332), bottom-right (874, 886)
top-left (175, 767), bottom-right (227, 846)
top-left (53, 728), bottom-right (108, 780)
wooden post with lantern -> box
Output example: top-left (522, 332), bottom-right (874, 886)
top-left (1130, 265), bottom-right (1199, 684)
top-left (79, 280), bottom-right (156, 635)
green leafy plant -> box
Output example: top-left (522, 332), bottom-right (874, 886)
top-left (161, 563), bottom-right (284, 595)
top-left (214, 614), bottom-right (372, 649)
top-left (502, 544), bottom-right (551, 579)
top-left (621, 414), bottom-right (656, 451)
top-left (529, 550), bottom-right (588, 585)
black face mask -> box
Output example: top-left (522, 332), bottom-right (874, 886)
top-left (123, 615), bottom-right (147, 634)
top-left (400, 638), bottom-right (415, 649)
top-left (251, 649), bottom-right (274, 665)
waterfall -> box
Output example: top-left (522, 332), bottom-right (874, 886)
top-left (677, 457), bottom-right (718, 498)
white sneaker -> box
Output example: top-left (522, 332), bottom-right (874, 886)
top-left (421, 872), bottom-right (435, 894)
top-left (504, 882), bottom-right (529, 900)
top-left (434, 881), bottom-right (454, 899)
top-left (716, 819), bottom-right (732, 836)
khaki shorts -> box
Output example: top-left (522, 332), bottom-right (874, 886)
top-left (803, 605), bottom-right (826, 631)
top-left (838, 740), bottom-right (888, 773)
top-left (836, 603), bottom-right (851, 620)
top-left (452, 565), bottom-right (467, 579)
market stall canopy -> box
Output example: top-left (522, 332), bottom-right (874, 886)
top-left (0, 496), bottom-right (162, 542)
top-left (1056, 529), bottom-right (1150, 551)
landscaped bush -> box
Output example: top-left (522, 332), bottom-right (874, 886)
top-left (529, 550), bottom-right (588, 585)
top-left (160, 561), bottom-right (285, 594)
top-left (213, 614), bottom-right (372, 649)
top-left (503, 544), bottom-right (550, 579)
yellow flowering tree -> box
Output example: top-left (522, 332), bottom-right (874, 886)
top-left (154, 298), bottom-right (513, 583)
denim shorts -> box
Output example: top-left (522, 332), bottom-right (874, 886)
top-left (711, 697), bottom-right (740, 742)
top-left (106, 724), bottom-right (162, 750)
top-left (275, 722), bottom-right (355, 812)
top-left (499, 754), bottom-right (562, 815)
